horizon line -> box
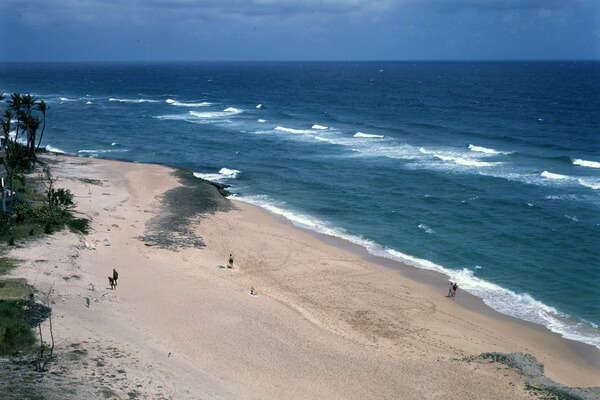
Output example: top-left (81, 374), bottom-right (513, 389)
top-left (1, 58), bottom-right (599, 64)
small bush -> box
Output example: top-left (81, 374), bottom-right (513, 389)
top-left (0, 301), bottom-right (36, 356)
top-left (67, 218), bottom-right (89, 234)
top-left (8, 238), bottom-right (15, 246)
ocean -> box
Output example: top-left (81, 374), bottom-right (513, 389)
top-left (1, 61), bottom-right (598, 349)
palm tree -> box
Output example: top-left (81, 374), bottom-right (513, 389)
top-left (7, 93), bottom-right (22, 140)
top-left (26, 114), bottom-right (40, 156)
top-left (2, 110), bottom-right (12, 149)
top-left (35, 100), bottom-right (49, 151)
top-left (20, 94), bottom-right (37, 152)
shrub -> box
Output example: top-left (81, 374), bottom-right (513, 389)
top-left (0, 301), bottom-right (36, 356)
top-left (67, 218), bottom-right (89, 234)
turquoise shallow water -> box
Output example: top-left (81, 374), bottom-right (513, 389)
top-left (1, 61), bottom-right (599, 348)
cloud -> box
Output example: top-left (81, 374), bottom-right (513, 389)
top-left (1, 0), bottom-right (591, 26)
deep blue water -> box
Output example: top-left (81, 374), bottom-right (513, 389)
top-left (1, 61), bottom-right (599, 348)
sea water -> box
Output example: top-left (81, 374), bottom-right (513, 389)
top-left (1, 61), bottom-right (598, 348)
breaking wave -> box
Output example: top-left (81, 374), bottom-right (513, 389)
top-left (166, 98), bottom-right (212, 107)
top-left (354, 132), bottom-right (384, 138)
top-left (109, 98), bottom-right (159, 103)
top-left (193, 167), bottom-right (240, 183)
top-left (572, 158), bottom-right (600, 169)
top-left (540, 171), bottom-right (570, 180)
top-left (275, 126), bottom-right (314, 134)
top-left (468, 144), bottom-right (509, 155)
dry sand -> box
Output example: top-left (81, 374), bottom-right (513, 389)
top-left (6, 153), bottom-right (600, 399)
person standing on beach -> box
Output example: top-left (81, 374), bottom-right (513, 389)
top-left (228, 253), bottom-right (234, 269)
top-left (448, 282), bottom-right (454, 297)
top-left (113, 268), bottom-right (119, 289)
top-left (452, 282), bottom-right (458, 297)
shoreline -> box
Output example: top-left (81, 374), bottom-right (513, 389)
top-left (52, 151), bottom-right (600, 364)
top-left (7, 152), bottom-right (597, 399)
top-left (278, 217), bottom-right (600, 369)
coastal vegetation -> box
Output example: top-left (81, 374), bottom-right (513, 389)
top-left (0, 92), bottom-right (87, 369)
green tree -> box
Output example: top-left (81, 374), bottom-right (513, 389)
top-left (35, 100), bottom-right (49, 151)
top-left (6, 93), bottom-right (22, 143)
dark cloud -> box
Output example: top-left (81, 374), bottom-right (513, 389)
top-left (0, 0), bottom-right (597, 60)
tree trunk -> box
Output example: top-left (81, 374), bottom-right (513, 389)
top-left (36, 117), bottom-right (45, 151)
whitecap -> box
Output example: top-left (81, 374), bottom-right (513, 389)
top-left (85, 101), bottom-right (93, 105)
top-left (314, 136), bottom-right (337, 144)
top-left (257, 119), bottom-right (266, 123)
top-left (111, 142), bottom-right (118, 146)
top-left (189, 107), bottom-right (243, 119)
top-left (275, 126), bottom-right (313, 134)
top-left (312, 124), bottom-right (328, 130)
top-left (565, 215), bottom-right (579, 222)
top-left (577, 178), bottom-right (600, 190)
top-left (354, 132), bottom-right (384, 138)
top-left (193, 167), bottom-right (240, 183)
top-left (256, 104), bottom-right (262, 109)
top-left (572, 158), bottom-right (600, 169)
top-left (59, 97), bottom-right (77, 102)
top-left (541, 171), bottom-right (569, 180)
top-left (419, 147), bottom-right (497, 167)
top-left (165, 98), bottom-right (212, 107)
top-left (468, 144), bottom-right (508, 155)
top-left (109, 98), bottom-right (159, 103)
top-left (417, 223), bottom-right (434, 234)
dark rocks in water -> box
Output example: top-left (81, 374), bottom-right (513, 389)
top-left (465, 352), bottom-right (600, 400)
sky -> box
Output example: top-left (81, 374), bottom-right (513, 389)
top-left (0, 0), bottom-right (598, 61)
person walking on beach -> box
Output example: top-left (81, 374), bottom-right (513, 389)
top-left (228, 253), bottom-right (234, 269)
top-left (113, 268), bottom-right (119, 289)
top-left (448, 281), bottom-right (454, 297)
top-left (452, 282), bottom-right (458, 297)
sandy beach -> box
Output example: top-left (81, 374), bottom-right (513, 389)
top-left (6, 153), bottom-right (600, 399)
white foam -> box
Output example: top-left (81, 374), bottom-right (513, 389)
top-left (417, 223), bottom-right (434, 234)
top-left (77, 149), bottom-right (129, 155)
top-left (232, 194), bottom-right (600, 350)
top-left (193, 167), bottom-right (240, 183)
top-left (468, 144), bottom-right (507, 155)
top-left (577, 178), bottom-right (600, 190)
top-left (85, 101), bottom-right (93, 105)
top-left (312, 124), bottom-right (328, 130)
top-left (257, 119), bottom-right (266, 123)
top-left (565, 215), bottom-right (579, 222)
top-left (572, 158), bottom-right (600, 169)
top-left (256, 104), bottom-right (262, 109)
top-left (111, 142), bottom-right (118, 146)
top-left (314, 136), bottom-right (337, 144)
top-left (45, 144), bottom-right (65, 154)
top-left (379, 249), bottom-right (600, 349)
top-left (109, 98), bottom-right (158, 103)
top-left (189, 107), bottom-right (243, 119)
top-left (165, 98), bottom-right (212, 107)
top-left (59, 97), bottom-right (77, 102)
top-left (419, 147), bottom-right (497, 167)
top-left (354, 132), bottom-right (384, 138)
top-left (541, 171), bottom-right (569, 180)
top-left (275, 126), bottom-right (314, 134)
